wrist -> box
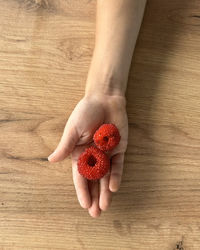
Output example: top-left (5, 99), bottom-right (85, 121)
top-left (85, 49), bottom-right (128, 97)
top-left (83, 92), bottom-right (127, 111)
top-left (85, 74), bottom-right (125, 97)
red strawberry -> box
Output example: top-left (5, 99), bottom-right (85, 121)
top-left (78, 146), bottom-right (110, 180)
top-left (93, 124), bottom-right (121, 151)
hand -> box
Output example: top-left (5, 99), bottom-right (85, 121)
top-left (48, 94), bottom-right (128, 218)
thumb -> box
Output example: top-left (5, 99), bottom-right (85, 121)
top-left (48, 121), bottom-right (79, 163)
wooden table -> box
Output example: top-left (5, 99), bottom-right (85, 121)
top-left (0, 0), bottom-right (200, 249)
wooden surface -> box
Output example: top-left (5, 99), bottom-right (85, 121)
top-left (0, 0), bottom-right (200, 249)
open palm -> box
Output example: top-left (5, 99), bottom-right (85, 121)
top-left (48, 94), bottom-right (128, 217)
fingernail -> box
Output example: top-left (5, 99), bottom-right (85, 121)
top-left (48, 152), bottom-right (55, 161)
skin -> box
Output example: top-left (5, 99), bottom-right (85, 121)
top-left (48, 0), bottom-right (146, 218)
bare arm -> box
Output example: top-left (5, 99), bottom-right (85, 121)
top-left (86, 0), bottom-right (146, 97)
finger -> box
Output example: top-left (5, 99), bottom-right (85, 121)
top-left (99, 171), bottom-right (112, 211)
top-left (48, 122), bottom-right (79, 162)
top-left (109, 153), bottom-right (125, 193)
top-left (72, 160), bottom-right (91, 209)
top-left (88, 180), bottom-right (101, 218)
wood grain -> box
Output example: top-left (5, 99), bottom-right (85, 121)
top-left (0, 0), bottom-right (200, 249)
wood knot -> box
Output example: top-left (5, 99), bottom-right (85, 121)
top-left (22, 0), bottom-right (50, 11)
top-left (168, 8), bottom-right (200, 27)
top-left (175, 240), bottom-right (184, 250)
top-left (58, 38), bottom-right (93, 62)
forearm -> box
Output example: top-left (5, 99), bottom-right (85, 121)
top-left (85, 0), bottom-right (146, 97)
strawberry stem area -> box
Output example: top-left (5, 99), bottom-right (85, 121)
top-left (88, 155), bottom-right (97, 167)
